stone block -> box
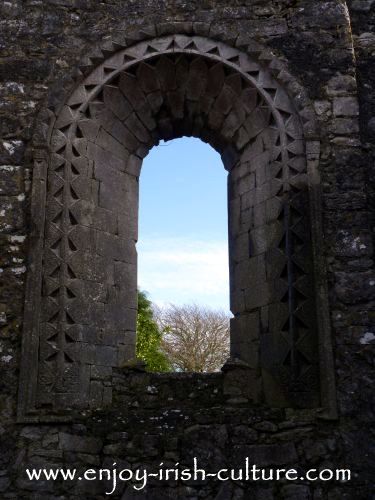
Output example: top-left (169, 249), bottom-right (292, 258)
top-left (0, 165), bottom-right (23, 195)
top-left (200, 93), bottom-right (214, 115)
top-left (208, 108), bottom-right (225, 131)
top-left (253, 202), bottom-right (266, 227)
top-left (233, 232), bottom-right (251, 262)
top-left (232, 442), bottom-right (297, 467)
top-left (88, 142), bottom-right (127, 173)
top-left (78, 119), bottom-right (100, 142)
top-left (94, 155), bottom-right (128, 186)
top-left (268, 302), bottom-right (289, 332)
top-left (231, 338), bottom-right (260, 368)
top-left (156, 56), bottom-right (176, 91)
top-left (255, 488), bottom-right (274, 500)
top-left (334, 270), bottom-right (375, 304)
top-left (104, 84), bottom-right (133, 121)
top-left (0, 476), bottom-right (11, 493)
top-left (330, 118), bottom-right (359, 135)
top-left (136, 103), bottom-right (157, 133)
top-left (223, 360), bottom-right (261, 401)
top-left (125, 155), bottom-right (142, 177)
top-left (265, 197), bottom-right (283, 223)
top-left (94, 346), bottom-right (118, 366)
top-left (222, 103), bottom-right (246, 140)
top-left (106, 283), bottom-right (137, 313)
top-left (95, 128), bottom-right (129, 159)
top-left (118, 344), bottom-right (136, 365)
top-left (240, 206), bottom-right (252, 233)
top-left (80, 280), bottom-right (108, 304)
top-left (68, 224), bottom-right (96, 253)
top-left (166, 89), bottom-right (185, 120)
top-left (237, 172), bottom-right (255, 198)
top-left (89, 380), bottom-right (104, 407)
top-left (249, 226), bottom-right (268, 256)
top-left (118, 211), bottom-right (138, 242)
top-left (280, 485), bottom-right (311, 500)
top-left (59, 433), bottom-right (103, 453)
top-left (114, 261), bottom-right (137, 289)
top-left (69, 174), bottom-right (92, 201)
top-left (186, 58), bottom-right (208, 100)
top-left (213, 86), bottom-right (236, 116)
top-left (235, 125), bottom-right (251, 150)
top-left (137, 62), bottom-right (160, 94)
top-left (123, 330), bottom-right (137, 344)
top-left (146, 90), bottom-right (164, 114)
top-left (255, 161), bottom-right (268, 187)
top-left (103, 386), bottom-right (113, 405)
top-left (69, 251), bottom-right (114, 284)
top-left (119, 72), bottom-right (147, 110)
top-left (104, 302), bottom-right (137, 331)
top-left (231, 312), bottom-right (260, 343)
top-left (124, 113), bottom-right (151, 144)
top-left (234, 255), bottom-right (266, 290)
top-left (96, 232), bottom-right (136, 263)
top-left (98, 178), bottom-right (129, 212)
top-left (333, 97), bottom-right (359, 117)
top-left (244, 107), bottom-right (270, 139)
top-left (326, 74), bottom-right (357, 96)
top-left (230, 287), bottom-right (246, 315)
top-left (0, 195), bottom-right (24, 233)
top-left (265, 248), bottom-right (287, 280)
top-left (249, 151), bottom-right (272, 178)
top-left (244, 280), bottom-right (271, 310)
top-left (0, 139), bottom-right (25, 164)
top-left (91, 365), bottom-right (112, 380)
top-left (206, 62), bottom-right (226, 99)
top-left (19, 426), bottom-right (44, 440)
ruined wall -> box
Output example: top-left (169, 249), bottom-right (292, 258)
top-left (0, 0), bottom-right (374, 498)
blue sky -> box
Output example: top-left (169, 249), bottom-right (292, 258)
top-left (137, 137), bottom-right (230, 312)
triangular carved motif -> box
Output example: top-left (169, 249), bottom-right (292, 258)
top-left (145, 44), bottom-right (159, 54)
top-left (207, 46), bottom-right (220, 56)
top-left (68, 211), bottom-right (78, 226)
top-left (185, 41), bottom-right (199, 51)
top-left (67, 265), bottom-right (77, 280)
top-left (52, 211), bottom-right (63, 225)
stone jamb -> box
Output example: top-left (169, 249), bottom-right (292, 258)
top-left (18, 26), bottom-right (338, 422)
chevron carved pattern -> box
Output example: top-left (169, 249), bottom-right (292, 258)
top-left (33, 35), bottom-right (319, 410)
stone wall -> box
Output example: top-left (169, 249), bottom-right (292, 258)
top-left (4, 369), bottom-right (365, 499)
top-left (0, 0), bottom-right (374, 498)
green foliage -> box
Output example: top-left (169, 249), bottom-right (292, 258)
top-left (136, 290), bottom-right (171, 372)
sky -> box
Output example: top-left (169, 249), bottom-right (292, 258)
top-left (137, 137), bottom-right (230, 312)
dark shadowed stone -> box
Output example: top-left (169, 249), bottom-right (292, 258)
top-left (281, 485), bottom-right (311, 500)
top-left (121, 487), bottom-right (149, 499)
top-left (0, 3), bottom-right (373, 500)
top-left (232, 442), bottom-right (298, 466)
top-left (0, 476), bottom-right (11, 493)
top-left (255, 488), bottom-right (275, 500)
top-left (58, 433), bottom-right (103, 453)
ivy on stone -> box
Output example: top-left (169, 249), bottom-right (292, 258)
top-left (136, 290), bottom-right (171, 372)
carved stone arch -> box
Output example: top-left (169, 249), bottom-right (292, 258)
top-left (19, 34), bottom-right (336, 421)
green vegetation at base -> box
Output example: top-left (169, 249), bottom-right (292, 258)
top-left (136, 290), bottom-right (171, 372)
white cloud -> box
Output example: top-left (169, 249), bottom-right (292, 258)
top-left (137, 236), bottom-right (230, 311)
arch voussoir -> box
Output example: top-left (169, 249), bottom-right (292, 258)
top-left (20, 33), bottom-right (325, 420)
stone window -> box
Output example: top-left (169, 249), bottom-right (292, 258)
top-left (18, 35), bottom-right (335, 421)
top-left (138, 137), bottom-right (228, 319)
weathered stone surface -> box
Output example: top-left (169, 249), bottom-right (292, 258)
top-left (59, 433), bottom-right (103, 454)
top-left (0, 1), bottom-right (373, 499)
top-left (333, 97), bottom-right (359, 117)
top-left (232, 442), bottom-right (298, 466)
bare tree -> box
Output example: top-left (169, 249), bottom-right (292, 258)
top-left (156, 304), bottom-right (230, 372)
